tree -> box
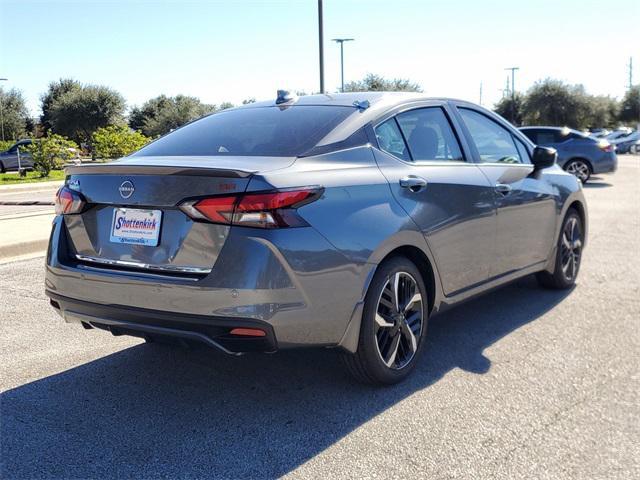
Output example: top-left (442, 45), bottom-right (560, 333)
top-left (343, 73), bottom-right (422, 93)
top-left (40, 78), bottom-right (81, 132)
top-left (584, 95), bottom-right (618, 129)
top-left (522, 79), bottom-right (591, 129)
top-left (49, 84), bottom-right (126, 147)
top-left (129, 95), bottom-right (216, 137)
top-left (494, 92), bottom-right (525, 125)
top-left (92, 125), bottom-right (150, 159)
top-left (0, 87), bottom-right (29, 141)
top-left (618, 85), bottom-right (639, 125)
top-left (26, 133), bottom-right (79, 177)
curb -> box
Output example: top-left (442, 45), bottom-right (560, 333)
top-left (0, 181), bottom-right (63, 194)
top-left (0, 238), bottom-right (49, 263)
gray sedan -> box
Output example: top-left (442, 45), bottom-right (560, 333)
top-left (45, 92), bottom-right (587, 384)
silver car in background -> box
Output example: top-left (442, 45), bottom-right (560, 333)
top-left (46, 92), bottom-right (587, 384)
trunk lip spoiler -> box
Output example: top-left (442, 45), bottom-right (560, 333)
top-left (63, 163), bottom-right (254, 178)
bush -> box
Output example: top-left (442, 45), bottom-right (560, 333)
top-left (0, 140), bottom-right (14, 152)
top-left (92, 125), bottom-right (150, 159)
top-left (26, 134), bottom-right (79, 177)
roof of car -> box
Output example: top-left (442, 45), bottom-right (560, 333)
top-left (228, 92), bottom-right (475, 147)
top-left (236, 91), bottom-right (422, 108)
top-left (520, 126), bottom-right (567, 131)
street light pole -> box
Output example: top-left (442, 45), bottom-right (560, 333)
top-left (332, 38), bottom-right (354, 92)
top-left (0, 78), bottom-right (7, 142)
top-left (504, 67), bottom-right (519, 123)
top-left (318, 0), bottom-right (325, 94)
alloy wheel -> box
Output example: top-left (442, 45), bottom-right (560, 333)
top-left (374, 271), bottom-right (423, 370)
top-left (560, 216), bottom-right (582, 282)
top-left (566, 161), bottom-right (590, 183)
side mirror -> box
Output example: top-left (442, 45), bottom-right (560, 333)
top-left (531, 146), bottom-right (557, 169)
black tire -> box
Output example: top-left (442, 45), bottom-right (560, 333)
top-left (564, 159), bottom-right (591, 183)
top-left (536, 209), bottom-right (583, 289)
top-left (0, 161), bottom-right (5, 174)
top-left (342, 256), bottom-right (429, 385)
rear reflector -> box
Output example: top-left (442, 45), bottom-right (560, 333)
top-left (229, 328), bottom-right (267, 337)
top-left (179, 187), bottom-right (322, 228)
top-left (55, 186), bottom-right (86, 215)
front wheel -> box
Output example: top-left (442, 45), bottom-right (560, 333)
top-left (564, 159), bottom-right (591, 183)
top-left (536, 209), bottom-right (584, 289)
top-left (343, 256), bottom-right (428, 385)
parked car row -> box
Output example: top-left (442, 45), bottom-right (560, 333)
top-left (587, 127), bottom-right (639, 153)
top-left (609, 130), bottom-right (640, 154)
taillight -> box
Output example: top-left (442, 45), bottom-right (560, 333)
top-left (598, 140), bottom-right (613, 152)
top-left (179, 187), bottom-right (322, 228)
top-left (55, 186), bottom-right (86, 215)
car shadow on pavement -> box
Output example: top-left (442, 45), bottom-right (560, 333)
top-left (583, 176), bottom-right (612, 188)
top-left (1, 276), bottom-right (572, 479)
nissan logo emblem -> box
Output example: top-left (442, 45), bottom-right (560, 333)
top-left (119, 181), bottom-right (135, 199)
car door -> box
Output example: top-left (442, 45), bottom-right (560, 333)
top-left (2, 145), bottom-right (19, 170)
top-left (454, 106), bottom-right (557, 276)
top-left (371, 103), bottom-right (497, 296)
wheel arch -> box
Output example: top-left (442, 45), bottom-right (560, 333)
top-left (543, 194), bottom-right (589, 274)
top-left (566, 199), bottom-right (588, 249)
top-left (377, 246), bottom-right (436, 316)
top-left (336, 241), bottom-right (442, 353)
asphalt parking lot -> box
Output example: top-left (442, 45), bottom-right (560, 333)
top-left (1, 156), bottom-right (638, 479)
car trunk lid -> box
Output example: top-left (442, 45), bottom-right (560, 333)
top-left (62, 156), bottom-right (294, 275)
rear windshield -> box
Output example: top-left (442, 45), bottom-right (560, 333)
top-left (132, 106), bottom-right (354, 157)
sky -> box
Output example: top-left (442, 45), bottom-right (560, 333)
top-left (1, 0), bottom-right (638, 116)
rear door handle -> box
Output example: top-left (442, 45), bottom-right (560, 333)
top-left (495, 183), bottom-right (512, 195)
top-left (399, 176), bottom-right (428, 192)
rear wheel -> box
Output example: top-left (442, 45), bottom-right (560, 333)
top-left (0, 161), bottom-right (5, 174)
top-left (536, 209), bottom-right (583, 289)
top-left (564, 159), bottom-right (591, 183)
top-left (343, 256), bottom-right (428, 385)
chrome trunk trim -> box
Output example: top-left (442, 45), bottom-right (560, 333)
top-left (75, 254), bottom-right (212, 274)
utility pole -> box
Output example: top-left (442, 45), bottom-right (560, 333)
top-left (332, 38), bottom-right (354, 92)
top-left (318, 0), bottom-right (325, 94)
top-left (504, 67), bottom-right (519, 123)
top-left (0, 78), bottom-right (7, 142)
top-left (628, 57), bottom-right (634, 90)
top-left (479, 81), bottom-right (483, 105)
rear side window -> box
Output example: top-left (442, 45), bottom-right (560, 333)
top-left (537, 131), bottom-right (558, 144)
top-left (133, 106), bottom-right (354, 157)
top-left (396, 108), bottom-right (464, 162)
top-left (374, 118), bottom-right (411, 161)
top-left (458, 108), bottom-right (523, 164)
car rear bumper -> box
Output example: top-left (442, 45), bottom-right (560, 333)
top-left (46, 290), bottom-right (277, 354)
top-left (45, 215), bottom-right (373, 350)
top-left (592, 152), bottom-right (617, 174)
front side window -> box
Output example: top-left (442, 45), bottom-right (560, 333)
top-left (396, 108), bottom-right (464, 162)
top-left (374, 118), bottom-right (411, 161)
top-left (459, 108), bottom-right (523, 164)
top-left (133, 106), bottom-right (354, 157)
